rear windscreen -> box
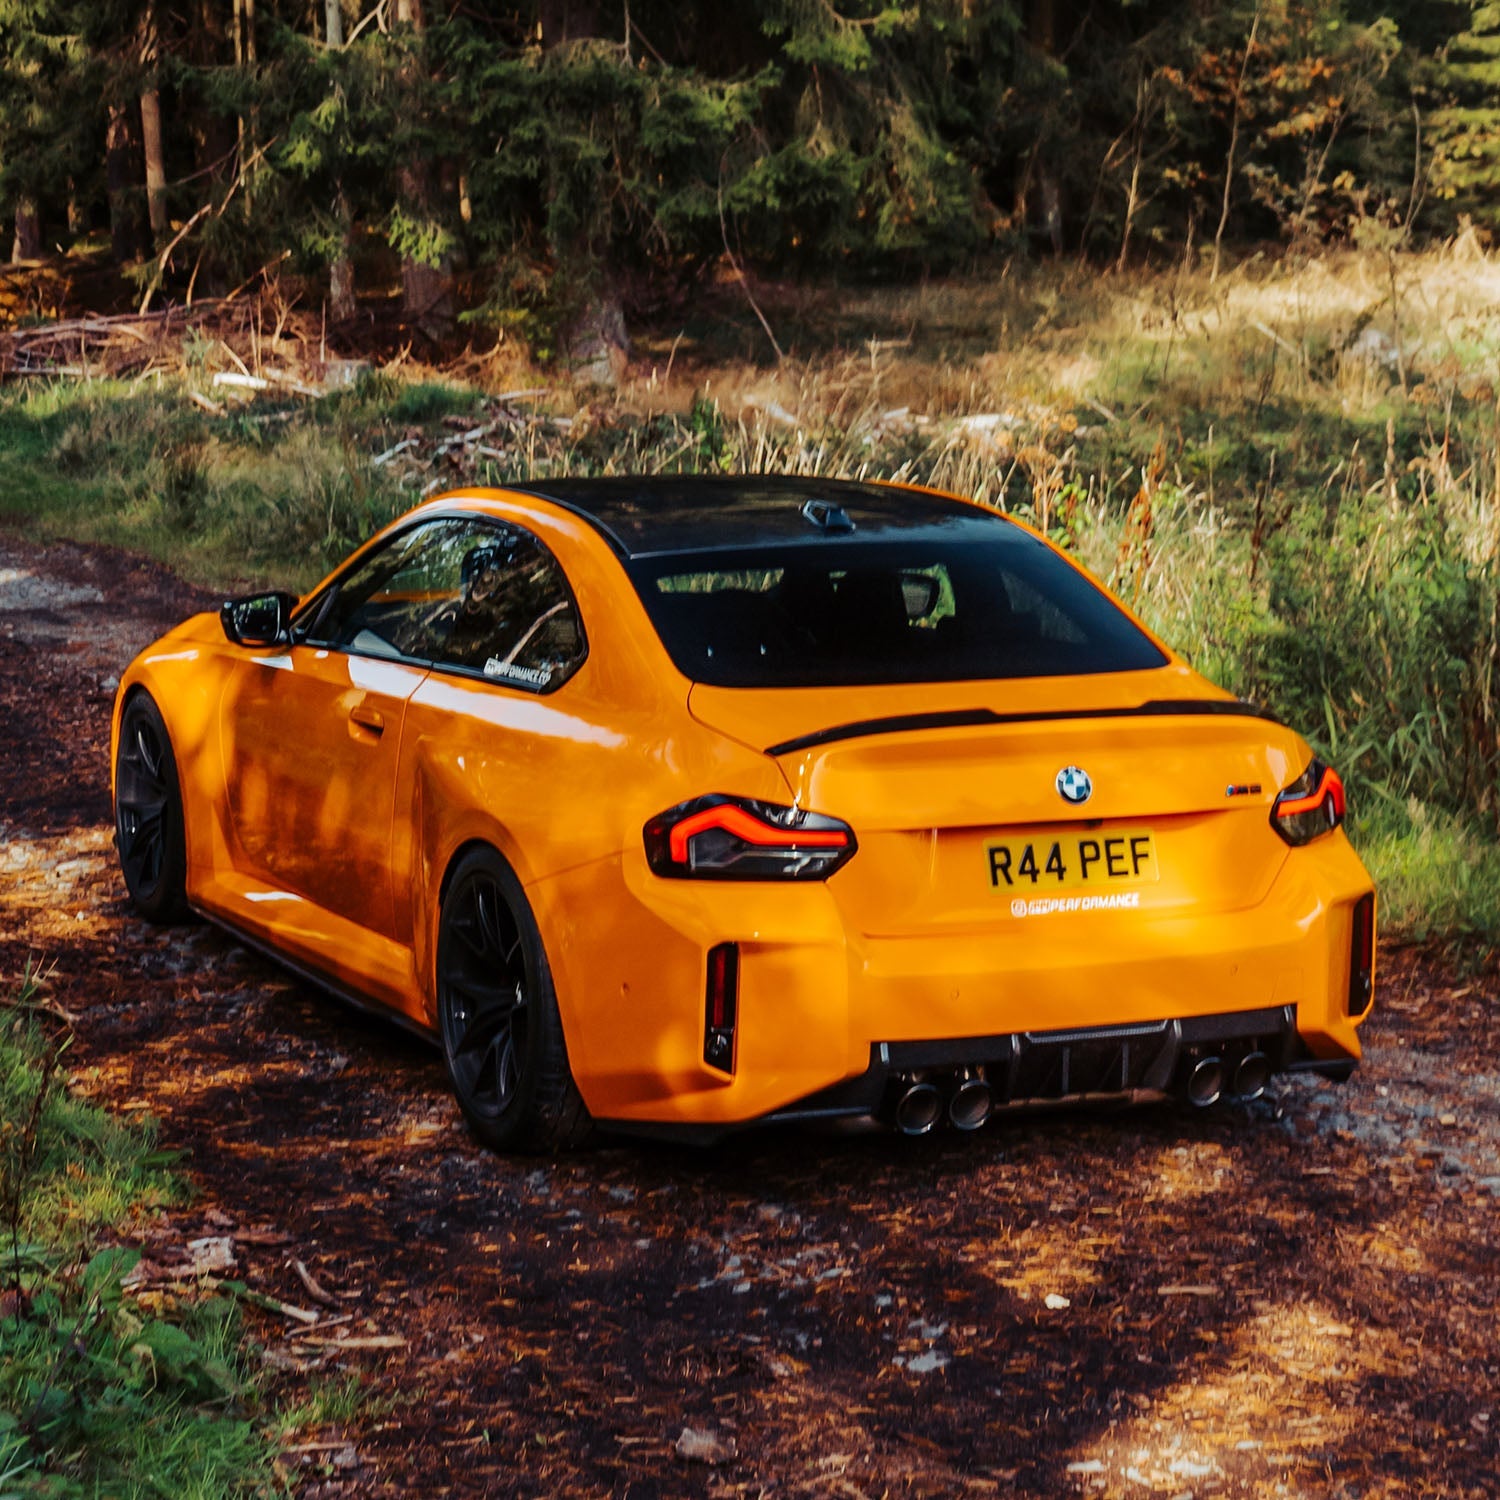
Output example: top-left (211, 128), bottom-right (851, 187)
top-left (626, 533), bottom-right (1169, 687)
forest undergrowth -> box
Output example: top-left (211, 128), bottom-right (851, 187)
top-left (0, 966), bottom-right (279, 1498)
top-left (4, 244), bottom-right (1500, 946)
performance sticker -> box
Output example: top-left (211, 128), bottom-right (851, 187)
top-left (1009, 890), bottom-right (1141, 919)
top-left (483, 658), bottom-right (552, 687)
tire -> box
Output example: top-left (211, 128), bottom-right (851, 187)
top-left (435, 847), bottom-right (591, 1154)
top-left (114, 690), bottom-right (191, 923)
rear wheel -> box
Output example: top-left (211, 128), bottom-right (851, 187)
top-left (114, 691), bottom-right (190, 923)
top-left (436, 847), bottom-right (590, 1153)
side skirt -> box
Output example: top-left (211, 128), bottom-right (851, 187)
top-left (193, 905), bottom-right (439, 1048)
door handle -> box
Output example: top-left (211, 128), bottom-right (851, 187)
top-left (349, 703), bottom-right (385, 735)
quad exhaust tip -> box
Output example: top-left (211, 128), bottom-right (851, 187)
top-left (1233, 1050), bottom-right (1271, 1101)
top-left (948, 1074), bottom-right (992, 1132)
top-left (1186, 1056), bottom-right (1224, 1108)
top-left (886, 1044), bottom-right (1273, 1128)
top-left (893, 1081), bottom-right (942, 1136)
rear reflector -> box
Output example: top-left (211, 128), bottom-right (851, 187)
top-left (704, 942), bottom-right (740, 1073)
top-left (1348, 893), bottom-right (1375, 1015)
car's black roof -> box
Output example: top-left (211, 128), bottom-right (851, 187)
top-left (505, 475), bottom-right (1006, 558)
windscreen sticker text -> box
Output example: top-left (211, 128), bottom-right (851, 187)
top-left (484, 659), bottom-right (552, 687)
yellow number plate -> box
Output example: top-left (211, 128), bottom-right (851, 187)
top-left (986, 829), bottom-right (1159, 893)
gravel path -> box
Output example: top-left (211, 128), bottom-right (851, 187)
top-left (2, 528), bottom-right (1496, 1499)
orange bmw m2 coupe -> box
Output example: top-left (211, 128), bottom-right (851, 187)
top-left (111, 477), bottom-right (1375, 1150)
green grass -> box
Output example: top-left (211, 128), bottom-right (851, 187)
top-left (273, 1374), bottom-right (365, 1435)
top-left (1, 971), bottom-right (278, 1499)
top-left (1358, 799), bottom-right (1500, 949)
top-left (0, 378), bottom-right (421, 592)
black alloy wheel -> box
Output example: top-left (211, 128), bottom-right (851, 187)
top-left (436, 847), bottom-right (589, 1153)
top-left (114, 691), bottom-right (190, 923)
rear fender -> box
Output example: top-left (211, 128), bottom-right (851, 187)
top-left (401, 706), bottom-right (798, 1035)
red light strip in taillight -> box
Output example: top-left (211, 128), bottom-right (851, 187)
top-left (668, 804), bottom-right (851, 864)
top-left (1274, 764), bottom-right (1346, 822)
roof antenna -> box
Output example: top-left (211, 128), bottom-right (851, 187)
top-left (800, 498), bottom-right (856, 534)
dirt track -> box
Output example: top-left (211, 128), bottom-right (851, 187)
top-left (2, 528), bottom-right (1498, 1499)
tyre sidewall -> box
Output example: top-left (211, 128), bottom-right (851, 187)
top-left (114, 690), bottom-right (189, 923)
top-left (437, 847), bottom-right (571, 1152)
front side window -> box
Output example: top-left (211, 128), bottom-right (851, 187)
top-left (297, 516), bottom-right (587, 693)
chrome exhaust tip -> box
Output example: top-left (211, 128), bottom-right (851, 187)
top-left (948, 1073), bottom-right (992, 1132)
top-left (1232, 1050), bottom-right (1271, 1101)
top-left (1186, 1056), bottom-right (1224, 1108)
top-left (893, 1081), bottom-right (942, 1136)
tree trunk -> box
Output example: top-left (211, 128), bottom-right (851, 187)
top-left (323, 0), bottom-right (356, 321)
top-left (1028, 0), bottom-right (1055, 54)
top-left (329, 191), bottom-right (357, 322)
top-left (140, 89), bottom-right (168, 244)
top-left (540, 0), bottom-right (600, 46)
top-left (393, 0), bottom-right (453, 337)
top-left (140, 7), bottom-right (169, 245)
top-left (107, 101), bottom-right (149, 263)
top-left (232, 0), bottom-right (244, 174)
top-left (189, 0), bottom-right (236, 194)
top-left (1022, 0), bottom-right (1062, 255)
top-left (233, 0), bottom-right (258, 200)
top-left (11, 199), bottom-right (41, 263)
top-left (542, 0), bottom-right (630, 386)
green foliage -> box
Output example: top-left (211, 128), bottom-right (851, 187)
top-left (1357, 796), bottom-right (1500, 944)
top-left (0, 378), bottom-right (418, 588)
top-left (0, 0), bottom-right (94, 216)
top-left (0, 977), bottom-right (274, 1498)
top-left (4, 0), bottom-right (1499, 310)
top-left (1232, 488), bottom-right (1500, 822)
top-left (1425, 3), bottom-right (1500, 231)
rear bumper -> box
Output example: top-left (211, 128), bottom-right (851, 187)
top-left (533, 834), bottom-right (1374, 1130)
top-left (766, 1002), bottom-right (1353, 1127)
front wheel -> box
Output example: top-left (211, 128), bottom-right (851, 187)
top-left (435, 847), bottom-right (590, 1153)
top-left (114, 690), bottom-right (190, 923)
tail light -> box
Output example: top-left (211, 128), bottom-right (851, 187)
top-left (704, 942), bottom-right (739, 1072)
top-left (1271, 758), bottom-right (1346, 846)
top-left (644, 795), bottom-right (857, 881)
top-left (1348, 892), bottom-right (1375, 1015)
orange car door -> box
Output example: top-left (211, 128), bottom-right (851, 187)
top-left (219, 646), bottom-right (426, 941)
top-left (218, 516), bottom-right (492, 941)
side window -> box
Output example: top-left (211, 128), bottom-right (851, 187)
top-left (300, 517), bottom-right (477, 659)
top-left (298, 516), bottom-right (588, 693)
top-left (426, 527), bottom-right (587, 693)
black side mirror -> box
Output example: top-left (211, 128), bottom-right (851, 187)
top-left (220, 591), bottom-right (297, 648)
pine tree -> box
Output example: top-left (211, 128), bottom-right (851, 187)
top-left (1427, 2), bottom-right (1500, 231)
top-left (0, 0), bottom-right (95, 259)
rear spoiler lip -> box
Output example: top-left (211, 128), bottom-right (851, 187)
top-left (766, 698), bottom-right (1279, 757)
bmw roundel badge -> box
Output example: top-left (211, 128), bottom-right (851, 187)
top-left (1056, 765), bottom-right (1093, 804)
